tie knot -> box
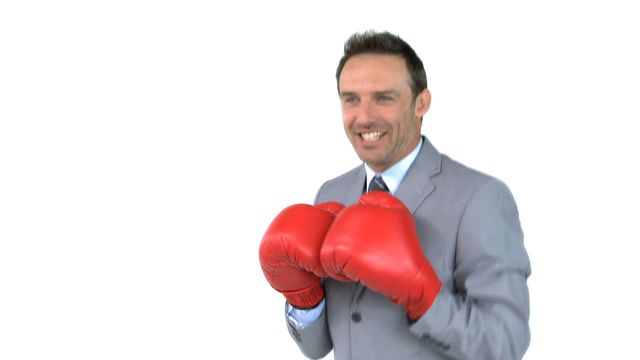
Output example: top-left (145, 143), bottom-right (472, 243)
top-left (368, 175), bottom-right (389, 193)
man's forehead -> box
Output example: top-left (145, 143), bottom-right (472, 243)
top-left (339, 54), bottom-right (411, 92)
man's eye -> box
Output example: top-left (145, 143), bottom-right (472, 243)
top-left (377, 95), bottom-right (392, 102)
top-left (344, 97), bottom-right (359, 104)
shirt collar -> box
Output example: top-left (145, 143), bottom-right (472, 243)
top-left (364, 137), bottom-right (424, 195)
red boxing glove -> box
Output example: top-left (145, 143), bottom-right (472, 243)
top-left (320, 192), bottom-right (441, 320)
top-left (259, 201), bottom-right (344, 308)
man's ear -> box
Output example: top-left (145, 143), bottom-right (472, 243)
top-left (414, 89), bottom-right (431, 119)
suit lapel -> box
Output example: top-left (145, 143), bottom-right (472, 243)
top-left (345, 165), bottom-right (366, 205)
top-left (394, 136), bottom-right (442, 214)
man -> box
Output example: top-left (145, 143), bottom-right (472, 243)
top-left (259, 31), bottom-right (531, 360)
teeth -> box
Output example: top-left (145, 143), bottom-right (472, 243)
top-left (361, 131), bottom-right (383, 142)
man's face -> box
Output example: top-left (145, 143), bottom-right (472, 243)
top-left (339, 54), bottom-right (430, 173)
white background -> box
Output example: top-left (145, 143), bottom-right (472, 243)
top-left (1, 1), bottom-right (639, 359)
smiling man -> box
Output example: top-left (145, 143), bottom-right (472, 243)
top-left (259, 31), bottom-right (531, 360)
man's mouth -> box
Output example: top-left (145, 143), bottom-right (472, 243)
top-left (360, 131), bottom-right (385, 142)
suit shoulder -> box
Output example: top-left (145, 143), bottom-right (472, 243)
top-left (314, 165), bottom-right (362, 204)
top-left (439, 154), bottom-right (512, 196)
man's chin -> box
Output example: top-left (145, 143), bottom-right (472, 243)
top-left (358, 155), bottom-right (388, 170)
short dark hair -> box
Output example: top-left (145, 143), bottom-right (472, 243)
top-left (336, 31), bottom-right (428, 97)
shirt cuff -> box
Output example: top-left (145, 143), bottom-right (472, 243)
top-left (287, 299), bottom-right (325, 328)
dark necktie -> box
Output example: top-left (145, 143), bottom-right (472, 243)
top-left (368, 174), bottom-right (389, 193)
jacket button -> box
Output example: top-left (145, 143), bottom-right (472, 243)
top-left (351, 312), bottom-right (362, 322)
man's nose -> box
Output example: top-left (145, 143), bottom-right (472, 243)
top-left (355, 100), bottom-right (375, 125)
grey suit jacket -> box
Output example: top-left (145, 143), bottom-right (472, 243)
top-left (286, 137), bottom-right (531, 360)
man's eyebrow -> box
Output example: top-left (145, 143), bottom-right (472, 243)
top-left (339, 91), bottom-right (358, 98)
top-left (374, 90), bottom-right (398, 96)
top-left (339, 90), bottom-right (398, 97)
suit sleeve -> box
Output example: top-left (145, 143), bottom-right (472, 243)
top-left (409, 179), bottom-right (531, 359)
top-left (284, 300), bottom-right (333, 359)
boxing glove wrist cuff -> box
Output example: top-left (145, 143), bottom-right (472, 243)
top-left (284, 284), bottom-right (325, 309)
top-left (407, 279), bottom-right (441, 321)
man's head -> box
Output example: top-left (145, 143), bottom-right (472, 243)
top-left (336, 31), bottom-right (431, 173)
